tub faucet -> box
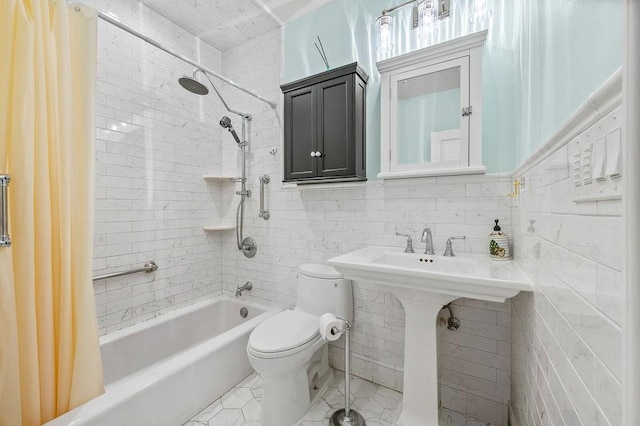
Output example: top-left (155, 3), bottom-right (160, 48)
top-left (421, 227), bottom-right (435, 255)
top-left (236, 281), bottom-right (253, 297)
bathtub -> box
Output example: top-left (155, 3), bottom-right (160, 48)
top-left (46, 296), bottom-right (280, 426)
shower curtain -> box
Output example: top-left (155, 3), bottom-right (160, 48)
top-left (0, 1), bottom-right (103, 424)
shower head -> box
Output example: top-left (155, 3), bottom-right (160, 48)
top-left (219, 116), bottom-right (242, 145)
top-left (178, 69), bottom-right (209, 95)
top-left (219, 116), bottom-right (233, 129)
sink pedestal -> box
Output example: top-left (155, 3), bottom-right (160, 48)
top-left (327, 246), bottom-right (532, 426)
top-left (396, 293), bottom-right (455, 426)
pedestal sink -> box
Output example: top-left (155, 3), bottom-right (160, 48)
top-left (328, 246), bottom-right (532, 426)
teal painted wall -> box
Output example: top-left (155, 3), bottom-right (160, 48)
top-left (284, 0), bottom-right (521, 175)
top-left (283, 0), bottom-right (623, 175)
top-left (517, 0), bottom-right (623, 164)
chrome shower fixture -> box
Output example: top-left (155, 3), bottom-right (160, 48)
top-left (178, 68), bottom-right (252, 120)
top-left (178, 69), bottom-right (209, 95)
top-left (219, 116), bottom-right (243, 145)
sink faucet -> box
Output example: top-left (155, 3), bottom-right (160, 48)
top-left (443, 236), bottom-right (466, 257)
top-left (421, 227), bottom-right (435, 255)
top-left (236, 281), bottom-right (253, 297)
top-left (395, 232), bottom-right (414, 253)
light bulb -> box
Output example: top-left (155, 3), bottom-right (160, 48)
top-left (418, 0), bottom-right (438, 44)
top-left (470, 0), bottom-right (492, 24)
top-left (376, 14), bottom-right (394, 55)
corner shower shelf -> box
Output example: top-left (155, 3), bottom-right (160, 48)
top-left (202, 176), bottom-right (240, 232)
top-left (203, 225), bottom-right (236, 231)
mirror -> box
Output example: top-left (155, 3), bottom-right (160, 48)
top-left (397, 65), bottom-right (461, 165)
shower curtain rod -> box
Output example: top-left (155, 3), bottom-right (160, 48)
top-left (96, 10), bottom-right (278, 109)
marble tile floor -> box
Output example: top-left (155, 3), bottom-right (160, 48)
top-left (184, 371), bottom-right (496, 426)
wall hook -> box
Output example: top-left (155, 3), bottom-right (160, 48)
top-left (507, 177), bottom-right (525, 198)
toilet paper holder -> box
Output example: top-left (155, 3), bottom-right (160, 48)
top-left (318, 314), bottom-right (366, 426)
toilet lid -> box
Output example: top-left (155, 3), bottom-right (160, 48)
top-left (249, 310), bottom-right (320, 353)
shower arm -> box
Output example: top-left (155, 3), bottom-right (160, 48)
top-left (200, 71), bottom-right (252, 120)
top-left (95, 10), bottom-right (276, 110)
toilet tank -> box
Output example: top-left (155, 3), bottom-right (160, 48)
top-left (296, 263), bottom-right (353, 322)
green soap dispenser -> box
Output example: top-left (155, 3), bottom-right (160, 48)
top-left (489, 219), bottom-right (511, 260)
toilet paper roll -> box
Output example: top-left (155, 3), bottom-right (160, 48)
top-left (319, 313), bottom-right (343, 341)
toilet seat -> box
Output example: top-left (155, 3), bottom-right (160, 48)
top-left (248, 310), bottom-right (322, 359)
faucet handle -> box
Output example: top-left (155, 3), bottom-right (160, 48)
top-left (443, 236), bottom-right (466, 257)
top-left (395, 232), bottom-right (414, 253)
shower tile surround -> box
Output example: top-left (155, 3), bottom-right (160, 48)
top-left (89, 0), bottom-right (227, 333)
top-left (90, 1), bottom-right (517, 423)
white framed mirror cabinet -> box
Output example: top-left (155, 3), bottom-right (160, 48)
top-left (377, 30), bottom-right (488, 179)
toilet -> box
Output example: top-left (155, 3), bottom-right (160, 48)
top-left (247, 263), bottom-right (353, 426)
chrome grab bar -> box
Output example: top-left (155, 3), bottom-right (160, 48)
top-left (93, 260), bottom-right (158, 282)
top-left (0, 174), bottom-right (10, 247)
top-left (259, 175), bottom-right (270, 220)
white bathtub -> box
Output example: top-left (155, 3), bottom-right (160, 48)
top-left (46, 296), bottom-right (280, 426)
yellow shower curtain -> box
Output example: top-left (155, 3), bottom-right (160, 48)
top-left (0, 1), bottom-right (104, 425)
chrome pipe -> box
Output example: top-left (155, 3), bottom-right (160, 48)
top-left (0, 174), bottom-right (11, 247)
top-left (259, 175), bottom-right (270, 220)
top-left (92, 260), bottom-right (158, 281)
top-left (95, 10), bottom-right (277, 109)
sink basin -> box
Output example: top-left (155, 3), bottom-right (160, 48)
top-left (329, 246), bottom-right (531, 303)
top-left (328, 246), bottom-right (531, 426)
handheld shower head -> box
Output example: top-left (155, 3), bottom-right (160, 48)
top-left (219, 116), bottom-right (242, 145)
top-left (219, 116), bottom-right (232, 129)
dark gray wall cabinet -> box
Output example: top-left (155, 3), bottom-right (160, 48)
top-left (281, 63), bottom-right (368, 183)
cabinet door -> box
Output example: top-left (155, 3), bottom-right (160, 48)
top-left (316, 75), bottom-right (354, 178)
top-left (284, 85), bottom-right (316, 181)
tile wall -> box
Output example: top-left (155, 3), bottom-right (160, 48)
top-left (86, 0), bottom-right (227, 334)
top-left (510, 108), bottom-right (624, 425)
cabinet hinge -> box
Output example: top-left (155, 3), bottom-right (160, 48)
top-left (461, 106), bottom-right (472, 117)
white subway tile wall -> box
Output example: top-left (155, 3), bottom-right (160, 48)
top-left (88, 0), bottom-right (227, 334)
top-left (511, 111), bottom-right (624, 425)
top-left (88, 2), bottom-right (517, 422)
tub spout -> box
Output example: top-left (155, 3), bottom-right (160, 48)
top-left (236, 281), bottom-right (252, 297)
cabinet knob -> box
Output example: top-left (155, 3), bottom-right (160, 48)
top-left (310, 151), bottom-right (316, 157)
top-left (315, 151), bottom-right (322, 157)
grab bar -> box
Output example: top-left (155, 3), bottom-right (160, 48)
top-left (93, 260), bottom-right (158, 282)
top-left (0, 174), bottom-right (10, 247)
top-left (259, 175), bottom-right (270, 220)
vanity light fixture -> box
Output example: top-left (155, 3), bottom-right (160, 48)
top-left (376, 0), bottom-right (452, 56)
top-left (417, 0), bottom-right (439, 43)
top-left (469, 0), bottom-right (492, 24)
top-left (376, 14), bottom-right (394, 54)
